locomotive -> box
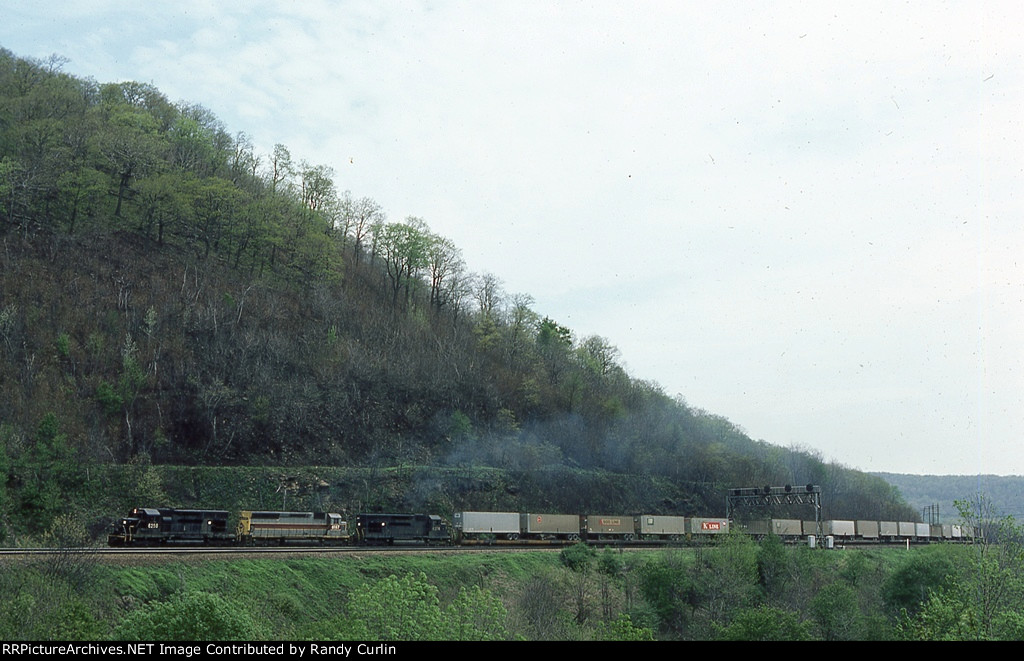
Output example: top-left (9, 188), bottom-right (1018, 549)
top-left (109, 507), bottom-right (352, 546)
top-left (108, 508), bottom-right (234, 546)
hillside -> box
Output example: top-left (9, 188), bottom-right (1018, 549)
top-left (875, 473), bottom-right (1024, 522)
top-left (0, 47), bottom-right (922, 539)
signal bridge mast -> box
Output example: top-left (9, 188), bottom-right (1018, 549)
top-left (726, 485), bottom-right (823, 542)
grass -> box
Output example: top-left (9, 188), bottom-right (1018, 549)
top-left (2, 548), bottom-right (564, 640)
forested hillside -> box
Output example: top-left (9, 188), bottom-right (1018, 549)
top-left (876, 473), bottom-right (1024, 522)
top-left (0, 48), bottom-right (918, 538)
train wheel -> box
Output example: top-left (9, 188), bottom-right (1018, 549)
top-left (624, 533), bottom-right (634, 541)
top-left (507, 533), bottom-right (519, 541)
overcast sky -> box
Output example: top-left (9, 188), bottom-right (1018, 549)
top-left (3, 2), bottom-right (1020, 476)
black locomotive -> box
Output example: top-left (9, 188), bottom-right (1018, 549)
top-left (108, 507), bottom-right (234, 546)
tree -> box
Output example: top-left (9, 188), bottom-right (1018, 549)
top-left (444, 585), bottom-right (510, 641)
top-left (191, 177), bottom-right (244, 258)
top-left (95, 103), bottom-right (166, 218)
top-left (266, 143), bottom-right (294, 194)
top-left (951, 495), bottom-right (1024, 639)
top-left (134, 171), bottom-right (193, 244)
top-left (596, 613), bottom-right (655, 641)
top-left (426, 234), bottom-right (465, 312)
top-left (537, 316), bottom-right (572, 350)
top-left (341, 573), bottom-right (442, 640)
top-left (756, 533), bottom-right (791, 603)
top-left (375, 218), bottom-right (431, 307)
top-left (577, 335), bottom-right (620, 377)
top-left (337, 192), bottom-right (385, 262)
top-left (336, 573), bottom-right (507, 641)
top-left (810, 582), bottom-right (860, 640)
top-left (638, 551), bottom-right (695, 635)
top-left (15, 413), bottom-right (79, 532)
top-left (896, 496), bottom-right (1024, 640)
top-left (472, 271), bottom-right (504, 320)
top-left (113, 591), bottom-right (258, 641)
top-left (713, 604), bottom-right (812, 641)
top-left (882, 546), bottom-right (957, 618)
top-left (298, 162), bottom-right (336, 215)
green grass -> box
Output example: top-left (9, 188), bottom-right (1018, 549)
top-left (1, 543), bottom-right (978, 641)
top-left (2, 549), bottom-right (564, 641)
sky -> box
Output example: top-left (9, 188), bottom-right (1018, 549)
top-left (2, 2), bottom-right (1021, 476)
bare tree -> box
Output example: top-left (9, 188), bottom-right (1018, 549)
top-left (473, 272), bottom-right (505, 320)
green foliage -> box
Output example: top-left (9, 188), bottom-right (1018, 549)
top-left (55, 332), bottom-right (71, 359)
top-left (895, 588), bottom-right (975, 641)
top-left (447, 410), bottom-right (474, 443)
top-left (597, 547), bottom-right (623, 578)
top-left (713, 604), bottom-right (812, 641)
top-left (339, 573), bottom-right (442, 640)
top-left (444, 584), bottom-right (510, 641)
top-left (113, 591), bottom-right (258, 641)
top-left (838, 547), bottom-right (869, 586)
top-left (13, 413), bottom-right (82, 532)
top-left (560, 542), bottom-right (597, 573)
top-left (756, 533), bottom-right (790, 600)
top-left (891, 495), bottom-right (1024, 641)
top-left (637, 551), bottom-right (695, 635)
top-left (596, 613), bottom-right (655, 641)
top-left (0, 541), bottom-right (1015, 641)
top-left (881, 546), bottom-right (958, 617)
top-left (336, 572), bottom-right (509, 641)
top-left (96, 380), bottom-right (123, 416)
top-left (537, 317), bottom-right (572, 349)
top-left (810, 581), bottom-right (860, 640)
top-left (0, 572), bottom-right (104, 641)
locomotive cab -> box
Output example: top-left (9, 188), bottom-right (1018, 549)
top-left (108, 507), bottom-right (161, 546)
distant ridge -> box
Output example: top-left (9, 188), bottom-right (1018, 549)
top-left (874, 472), bottom-right (1024, 522)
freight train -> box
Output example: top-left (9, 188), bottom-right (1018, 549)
top-left (107, 507), bottom-right (972, 547)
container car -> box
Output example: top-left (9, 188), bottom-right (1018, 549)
top-left (879, 521), bottom-right (899, 541)
top-left (689, 517), bottom-right (729, 536)
top-left (827, 520), bottom-right (856, 537)
top-left (453, 511), bottom-right (521, 541)
top-left (637, 515), bottom-right (687, 540)
top-left (856, 520), bottom-right (880, 540)
top-left (520, 513), bottom-right (582, 541)
top-left (771, 519), bottom-right (803, 539)
top-left (585, 515), bottom-right (635, 540)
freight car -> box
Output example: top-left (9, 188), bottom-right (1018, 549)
top-left (520, 512), bottom-right (583, 541)
top-left (452, 511), bottom-right (521, 541)
top-left (586, 515), bottom-right (636, 540)
top-left (637, 515), bottom-right (687, 540)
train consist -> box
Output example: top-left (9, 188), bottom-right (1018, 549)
top-left (107, 507), bottom-right (972, 547)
